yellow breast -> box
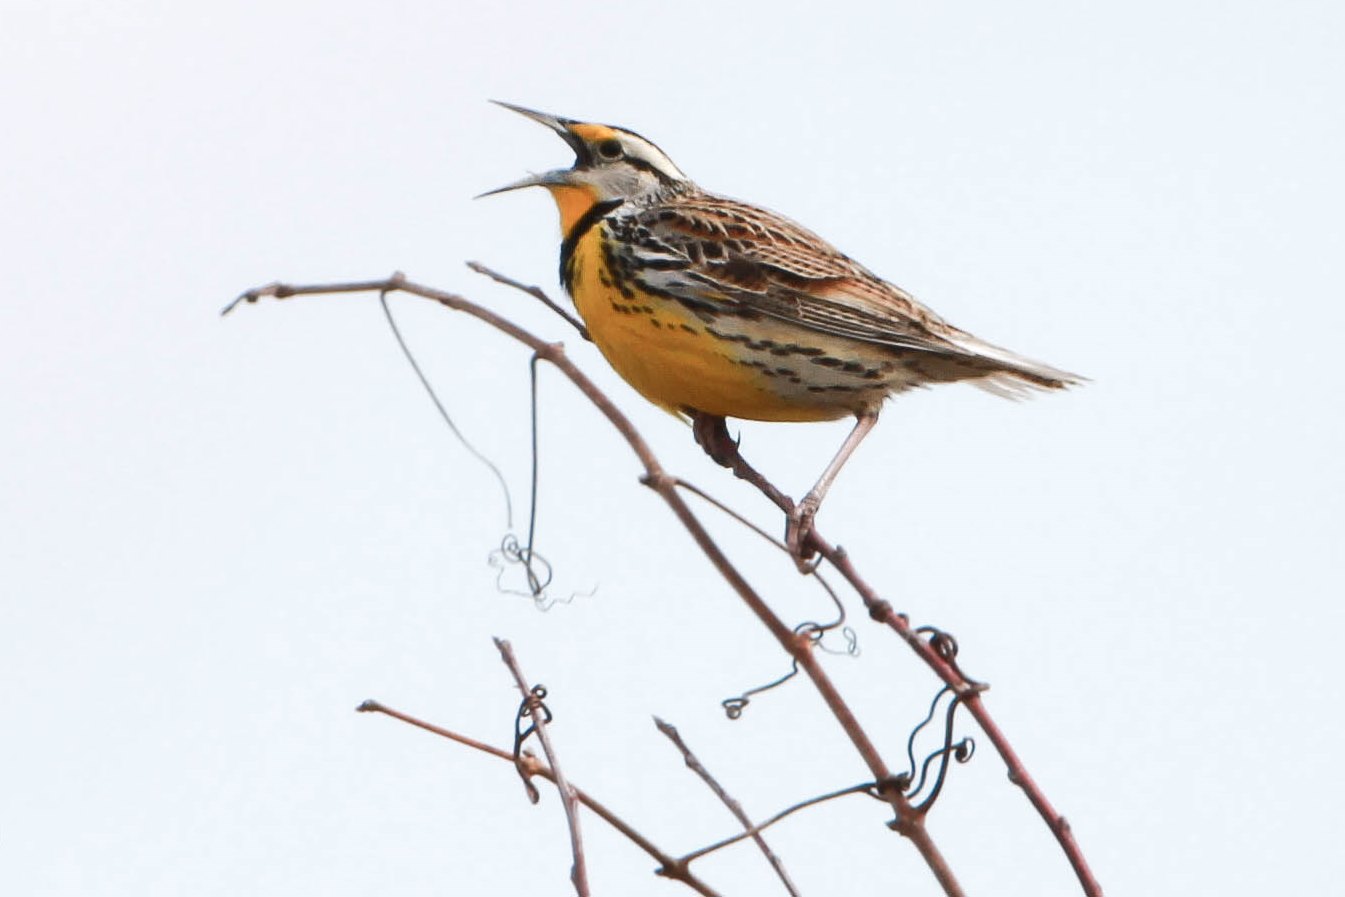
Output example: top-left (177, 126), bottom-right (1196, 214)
top-left (572, 225), bottom-right (877, 421)
top-left (543, 185), bottom-right (884, 422)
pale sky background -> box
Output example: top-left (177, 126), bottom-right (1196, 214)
top-left (3, 2), bottom-right (1343, 895)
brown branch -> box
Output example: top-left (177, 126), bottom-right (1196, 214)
top-left (227, 270), bottom-right (1098, 895)
top-left (228, 272), bottom-right (963, 893)
top-left (670, 424), bottom-right (1102, 896)
top-left (493, 637), bottom-right (589, 897)
top-left (672, 477), bottom-right (789, 550)
top-left (809, 533), bottom-right (1103, 896)
top-left (637, 473), bottom-right (965, 894)
top-left (671, 412), bottom-right (1103, 895)
top-left (467, 260), bottom-right (591, 341)
top-left (654, 717), bottom-right (801, 897)
top-left (680, 782), bottom-right (878, 864)
top-left (355, 700), bottom-right (722, 897)
top-left (459, 270), bottom-right (1100, 895)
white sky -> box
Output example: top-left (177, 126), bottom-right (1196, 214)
top-left (3, 2), bottom-right (1343, 895)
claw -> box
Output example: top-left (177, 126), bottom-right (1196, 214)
top-left (691, 413), bottom-right (738, 469)
top-left (786, 495), bottom-right (821, 572)
top-left (686, 409), bottom-right (807, 522)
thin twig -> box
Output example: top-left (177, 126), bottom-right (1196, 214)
top-left (493, 638), bottom-right (589, 897)
top-left (672, 477), bottom-right (787, 550)
top-left (680, 422), bottom-right (1101, 895)
top-left (355, 700), bottom-right (722, 897)
top-left (673, 476), bottom-right (851, 638)
top-left (680, 782), bottom-right (879, 864)
top-left (227, 272), bottom-right (1100, 896)
top-left (227, 273), bottom-right (964, 895)
top-left (654, 717), bottom-right (801, 897)
top-left (672, 406), bottom-right (1102, 895)
top-left (468, 261), bottom-right (591, 341)
top-left (809, 533), bottom-right (1102, 896)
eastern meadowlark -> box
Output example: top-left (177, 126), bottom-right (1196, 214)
top-left (484, 102), bottom-right (1080, 560)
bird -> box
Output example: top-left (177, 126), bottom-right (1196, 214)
top-left (482, 101), bottom-right (1080, 562)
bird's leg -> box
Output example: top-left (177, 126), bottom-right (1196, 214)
top-left (689, 411), bottom-right (795, 515)
top-left (787, 412), bottom-right (880, 568)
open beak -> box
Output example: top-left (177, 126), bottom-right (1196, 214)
top-left (478, 101), bottom-right (588, 198)
top-left (490, 101), bottom-right (586, 154)
top-left (475, 169), bottom-right (571, 198)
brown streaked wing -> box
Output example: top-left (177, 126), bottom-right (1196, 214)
top-left (625, 193), bottom-right (968, 355)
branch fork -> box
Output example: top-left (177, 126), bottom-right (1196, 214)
top-left (229, 266), bottom-right (1102, 897)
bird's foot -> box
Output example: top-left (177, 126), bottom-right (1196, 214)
top-left (688, 411), bottom-right (800, 520)
top-left (785, 495), bottom-right (821, 573)
top-left (691, 413), bottom-right (740, 469)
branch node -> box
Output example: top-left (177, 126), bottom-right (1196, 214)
top-left (875, 774), bottom-right (910, 800)
top-left (231, 269), bottom-right (1103, 897)
top-left (654, 715), bottom-right (802, 896)
top-left (640, 470), bottom-right (675, 492)
top-left (655, 859), bottom-right (687, 881)
top-left (535, 340), bottom-right (567, 363)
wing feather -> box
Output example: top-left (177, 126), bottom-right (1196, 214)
top-left (613, 195), bottom-right (966, 356)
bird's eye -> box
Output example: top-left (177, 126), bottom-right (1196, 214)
top-left (596, 138), bottom-right (624, 160)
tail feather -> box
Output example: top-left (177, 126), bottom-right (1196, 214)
top-left (944, 333), bottom-right (1084, 399)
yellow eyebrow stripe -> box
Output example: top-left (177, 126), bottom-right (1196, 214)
top-left (568, 123), bottom-right (619, 143)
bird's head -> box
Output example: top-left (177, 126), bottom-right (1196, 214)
top-left (480, 101), bottom-right (690, 232)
